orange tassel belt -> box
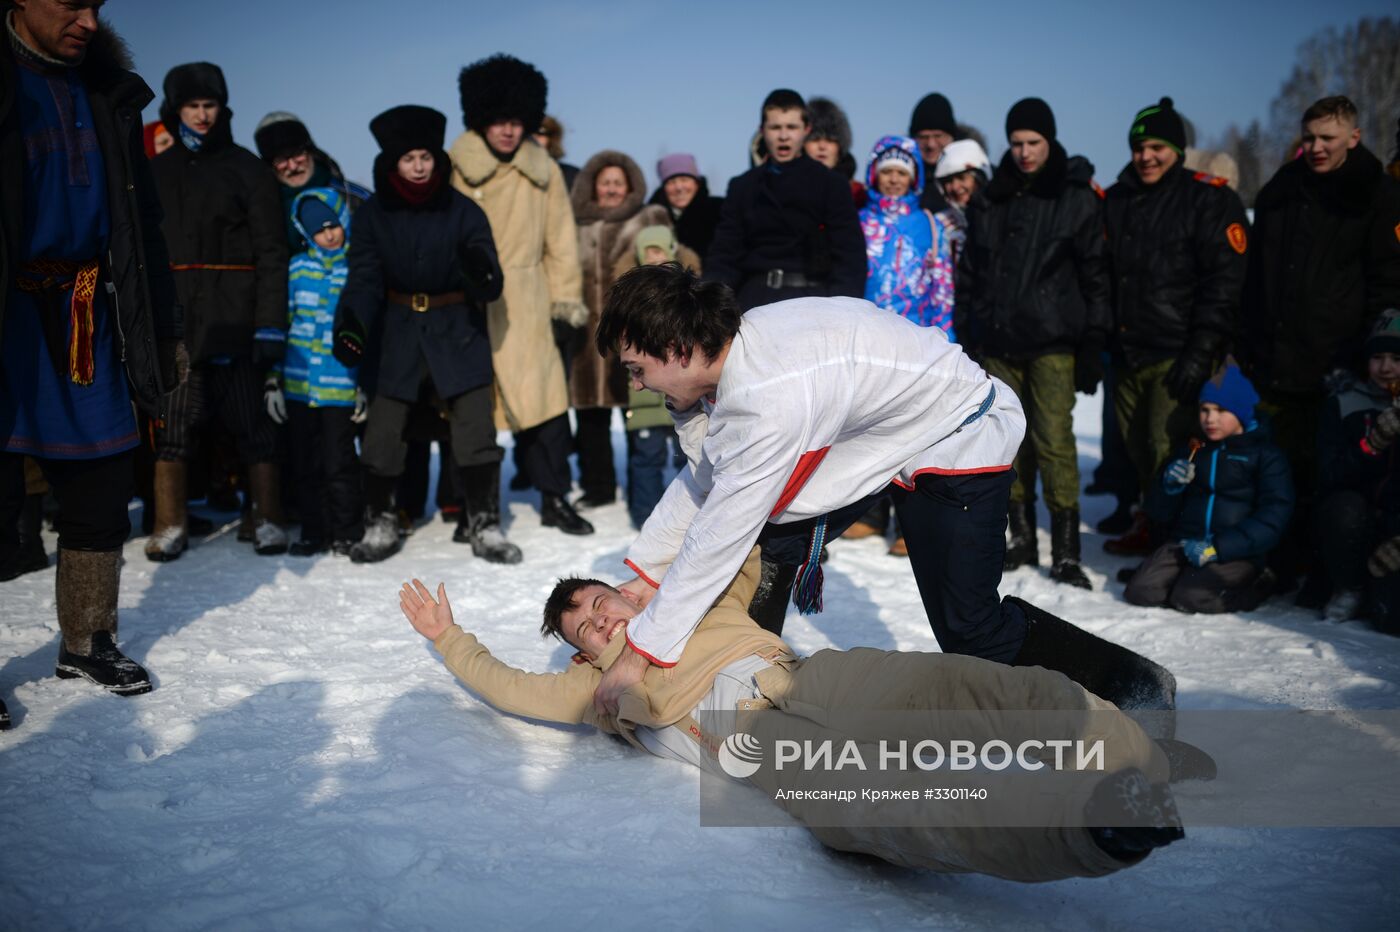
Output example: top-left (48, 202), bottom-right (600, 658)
top-left (15, 257), bottom-right (100, 386)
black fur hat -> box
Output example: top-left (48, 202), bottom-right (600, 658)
top-left (807, 97), bottom-right (852, 156)
top-left (162, 62), bottom-right (228, 109)
top-left (255, 112), bottom-right (314, 162)
top-left (370, 105), bottom-right (447, 162)
top-left (458, 54), bottom-right (547, 133)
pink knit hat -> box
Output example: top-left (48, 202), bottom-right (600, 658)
top-left (656, 153), bottom-right (700, 185)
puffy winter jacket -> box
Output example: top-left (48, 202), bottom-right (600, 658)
top-left (1104, 162), bottom-right (1248, 369)
top-left (957, 142), bottom-right (1110, 359)
top-left (282, 188), bottom-right (355, 406)
top-left (150, 109), bottom-right (287, 364)
top-left (1241, 146), bottom-right (1400, 397)
top-left (1317, 376), bottom-right (1400, 531)
top-left (1147, 425), bottom-right (1294, 564)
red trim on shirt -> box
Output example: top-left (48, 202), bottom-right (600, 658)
top-left (626, 634), bottom-right (677, 668)
top-left (889, 463), bottom-right (1013, 490)
top-left (624, 559), bottom-right (660, 589)
top-left (1360, 436), bottom-right (1380, 457)
top-left (770, 447), bottom-right (832, 517)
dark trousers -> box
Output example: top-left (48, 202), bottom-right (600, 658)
top-left (156, 359), bottom-right (277, 464)
top-left (0, 451), bottom-right (133, 557)
top-left (1124, 543), bottom-right (1262, 614)
top-left (575, 407), bottom-right (617, 500)
top-left (286, 402), bottom-right (363, 542)
top-left (513, 413), bottom-right (572, 497)
top-left (1094, 356), bottom-right (1140, 502)
top-left (626, 425), bottom-right (682, 530)
top-left (362, 384), bottom-right (500, 479)
top-left (759, 470), bottom-right (1027, 663)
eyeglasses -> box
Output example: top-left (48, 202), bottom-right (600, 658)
top-left (272, 150), bottom-right (311, 169)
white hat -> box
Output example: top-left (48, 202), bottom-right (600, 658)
top-left (934, 139), bottom-right (992, 180)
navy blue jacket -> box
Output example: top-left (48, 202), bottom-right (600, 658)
top-left (1317, 377), bottom-right (1400, 533)
top-left (1148, 425), bottom-right (1294, 564)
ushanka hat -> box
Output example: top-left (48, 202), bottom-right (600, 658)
top-left (255, 111), bottom-right (314, 162)
top-left (458, 54), bottom-right (547, 134)
top-left (162, 62), bottom-right (228, 108)
top-left (807, 97), bottom-right (853, 155)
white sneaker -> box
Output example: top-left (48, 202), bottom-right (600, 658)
top-left (1322, 588), bottom-right (1362, 622)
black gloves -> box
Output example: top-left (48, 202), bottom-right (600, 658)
top-left (1074, 337), bottom-right (1105, 395)
top-left (459, 245), bottom-right (497, 297)
top-left (1165, 345), bottom-right (1214, 402)
top-left (333, 314), bottom-right (366, 368)
top-left (552, 319), bottom-right (587, 361)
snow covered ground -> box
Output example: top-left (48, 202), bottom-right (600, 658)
top-left (2, 395), bottom-right (1398, 931)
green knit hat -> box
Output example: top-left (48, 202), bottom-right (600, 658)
top-left (635, 225), bottom-right (677, 264)
top-left (1129, 97), bottom-right (1186, 155)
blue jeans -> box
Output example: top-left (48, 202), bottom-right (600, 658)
top-left (626, 427), bottom-right (683, 529)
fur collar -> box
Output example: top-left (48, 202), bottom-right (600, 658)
top-left (448, 129), bottom-right (554, 189)
top-left (1256, 144), bottom-right (1385, 214)
top-left (571, 150), bottom-right (646, 223)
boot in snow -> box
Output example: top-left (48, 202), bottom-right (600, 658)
top-left (1104, 510), bottom-right (1154, 556)
top-left (144, 459), bottom-right (188, 562)
top-left (1085, 767), bottom-right (1184, 862)
top-left (454, 464), bottom-right (522, 564)
top-left (350, 474), bottom-right (402, 564)
top-left (0, 696), bottom-right (10, 730)
top-left (1049, 509), bottom-right (1092, 589)
top-left (1, 493), bottom-right (49, 580)
top-left (248, 462), bottom-right (288, 555)
top-left (1323, 588), bottom-right (1363, 621)
top-left (1004, 500), bottom-right (1038, 570)
top-left (541, 493), bottom-right (593, 536)
top-left (53, 549), bottom-right (151, 696)
top-left (747, 559), bottom-right (798, 635)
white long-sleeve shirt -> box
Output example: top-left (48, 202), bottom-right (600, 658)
top-left (622, 297), bottom-right (1026, 666)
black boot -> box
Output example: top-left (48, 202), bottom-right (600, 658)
top-left (748, 559), bottom-right (799, 635)
top-left (1049, 509), bottom-right (1092, 589)
top-left (350, 474), bottom-right (403, 564)
top-left (541, 493), bottom-right (594, 536)
top-left (1085, 767), bottom-right (1185, 862)
top-left (1007, 595), bottom-right (1177, 713)
top-left (455, 464), bottom-right (523, 564)
top-left (1, 494), bottom-right (48, 581)
top-left (53, 549), bottom-right (152, 696)
top-left (1004, 500), bottom-right (1039, 570)
top-left (0, 696), bottom-right (10, 730)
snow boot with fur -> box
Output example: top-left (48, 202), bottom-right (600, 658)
top-left (350, 475), bottom-right (402, 564)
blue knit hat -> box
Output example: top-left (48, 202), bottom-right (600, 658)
top-left (1199, 356), bottom-right (1259, 426)
top-left (297, 197), bottom-right (340, 234)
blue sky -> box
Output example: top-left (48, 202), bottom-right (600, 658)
top-left (115, 0), bottom-right (1395, 192)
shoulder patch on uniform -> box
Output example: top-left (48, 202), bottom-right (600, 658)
top-left (1193, 171), bottom-right (1229, 188)
top-left (1090, 179), bottom-right (1105, 199)
top-left (1226, 223), bottom-right (1247, 255)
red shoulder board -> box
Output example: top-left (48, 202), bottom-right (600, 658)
top-left (1193, 171), bottom-right (1229, 188)
top-left (571, 651), bottom-right (591, 665)
top-left (1090, 179), bottom-right (1105, 199)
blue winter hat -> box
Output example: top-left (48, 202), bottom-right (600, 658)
top-left (1199, 356), bottom-right (1259, 425)
top-left (297, 197), bottom-right (340, 234)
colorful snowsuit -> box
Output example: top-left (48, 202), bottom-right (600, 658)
top-left (858, 135), bottom-right (954, 336)
top-left (284, 188), bottom-right (356, 407)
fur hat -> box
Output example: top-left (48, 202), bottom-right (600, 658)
top-left (370, 105), bottom-right (447, 163)
top-left (255, 111), bottom-right (314, 162)
top-left (458, 54), bottom-right (547, 134)
top-left (162, 62), bottom-right (228, 109)
top-left (807, 97), bottom-right (852, 155)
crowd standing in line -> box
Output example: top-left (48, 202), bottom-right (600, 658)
top-left (2, 0), bottom-right (1400, 737)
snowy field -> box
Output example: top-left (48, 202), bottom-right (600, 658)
top-left (2, 394), bottom-right (1398, 931)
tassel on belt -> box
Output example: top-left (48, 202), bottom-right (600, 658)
top-left (15, 257), bottom-right (100, 385)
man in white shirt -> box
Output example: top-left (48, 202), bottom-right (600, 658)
top-left (591, 265), bottom-right (1177, 717)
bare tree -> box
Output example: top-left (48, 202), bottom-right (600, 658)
top-left (1265, 17), bottom-right (1400, 168)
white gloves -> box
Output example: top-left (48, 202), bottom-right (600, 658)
top-left (264, 375), bottom-right (287, 425)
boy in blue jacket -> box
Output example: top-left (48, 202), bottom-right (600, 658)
top-left (1125, 359), bottom-right (1293, 613)
top-left (264, 189), bottom-right (365, 555)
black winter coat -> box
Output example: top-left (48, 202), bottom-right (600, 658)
top-left (336, 160), bottom-right (502, 403)
top-left (958, 143), bottom-right (1111, 359)
top-left (1241, 146), bottom-right (1400, 397)
top-left (0, 21), bottom-right (179, 415)
top-left (151, 111), bottom-right (287, 364)
top-left (1147, 425), bottom-right (1294, 564)
top-left (1317, 377), bottom-right (1400, 532)
top-left (703, 155), bottom-right (865, 305)
top-left (1104, 163), bottom-right (1248, 369)
top-left (648, 177), bottom-right (724, 261)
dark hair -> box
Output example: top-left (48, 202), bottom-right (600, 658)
top-left (1302, 95), bottom-right (1359, 126)
top-left (595, 263), bottom-right (741, 362)
top-left (760, 88), bottom-right (808, 126)
top-left (541, 576), bottom-right (612, 641)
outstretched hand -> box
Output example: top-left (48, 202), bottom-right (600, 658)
top-left (399, 579), bottom-right (454, 641)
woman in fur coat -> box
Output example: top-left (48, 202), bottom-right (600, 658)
top-left (569, 151), bottom-right (671, 507)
